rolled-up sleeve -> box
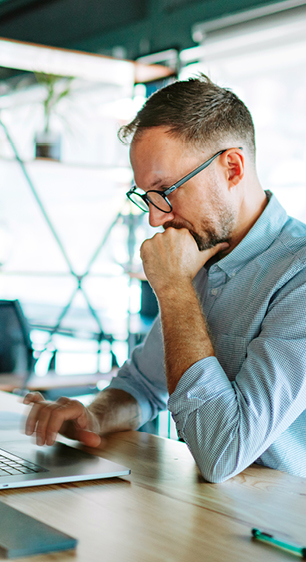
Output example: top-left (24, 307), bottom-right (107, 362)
top-left (169, 270), bottom-right (306, 483)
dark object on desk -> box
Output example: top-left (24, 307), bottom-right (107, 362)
top-left (0, 300), bottom-right (34, 386)
top-left (0, 501), bottom-right (77, 558)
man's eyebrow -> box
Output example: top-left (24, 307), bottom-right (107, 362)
top-left (148, 176), bottom-right (173, 190)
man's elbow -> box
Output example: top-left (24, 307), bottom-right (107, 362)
top-left (200, 469), bottom-right (234, 484)
top-left (191, 449), bottom-right (242, 483)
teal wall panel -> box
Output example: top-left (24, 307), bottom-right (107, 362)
top-left (0, 0), bottom-right (290, 59)
top-left (72, 0), bottom-right (290, 58)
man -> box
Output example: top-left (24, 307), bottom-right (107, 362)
top-left (24, 75), bottom-right (306, 483)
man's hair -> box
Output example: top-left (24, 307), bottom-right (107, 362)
top-left (118, 74), bottom-right (256, 159)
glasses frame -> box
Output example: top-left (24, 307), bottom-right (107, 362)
top-left (126, 147), bottom-right (243, 213)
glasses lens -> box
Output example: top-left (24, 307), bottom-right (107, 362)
top-left (128, 192), bottom-right (149, 211)
top-left (147, 191), bottom-right (171, 213)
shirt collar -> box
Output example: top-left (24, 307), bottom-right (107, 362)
top-left (211, 191), bottom-right (288, 277)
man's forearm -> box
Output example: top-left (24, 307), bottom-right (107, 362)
top-left (158, 282), bottom-right (215, 395)
top-left (140, 227), bottom-right (225, 395)
top-left (87, 388), bottom-right (142, 435)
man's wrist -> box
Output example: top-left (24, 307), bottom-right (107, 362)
top-left (155, 279), bottom-right (195, 306)
top-left (88, 388), bottom-right (141, 435)
top-left (85, 408), bottom-right (102, 435)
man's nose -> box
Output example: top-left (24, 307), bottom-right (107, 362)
top-left (148, 204), bottom-right (175, 227)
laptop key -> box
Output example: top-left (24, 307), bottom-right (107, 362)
top-left (0, 448), bottom-right (46, 474)
top-left (4, 468), bottom-right (24, 476)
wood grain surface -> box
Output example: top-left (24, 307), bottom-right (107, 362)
top-left (0, 390), bottom-right (305, 562)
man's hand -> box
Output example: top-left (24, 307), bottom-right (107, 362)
top-left (140, 227), bottom-right (228, 297)
top-left (23, 392), bottom-right (102, 448)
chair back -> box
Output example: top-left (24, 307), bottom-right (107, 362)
top-left (0, 299), bottom-right (34, 384)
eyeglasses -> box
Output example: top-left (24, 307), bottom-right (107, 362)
top-left (126, 147), bottom-right (242, 214)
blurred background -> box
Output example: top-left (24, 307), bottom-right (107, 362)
top-left (0, 0), bottom-right (306, 436)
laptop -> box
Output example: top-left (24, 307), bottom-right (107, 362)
top-left (0, 410), bottom-right (130, 490)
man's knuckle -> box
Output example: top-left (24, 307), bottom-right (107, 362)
top-left (56, 396), bottom-right (70, 406)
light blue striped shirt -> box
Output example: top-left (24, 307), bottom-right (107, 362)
top-left (109, 191), bottom-right (306, 482)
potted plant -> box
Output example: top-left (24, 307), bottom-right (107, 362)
top-left (34, 73), bottom-right (73, 161)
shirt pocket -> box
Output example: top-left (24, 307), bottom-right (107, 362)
top-left (214, 334), bottom-right (248, 382)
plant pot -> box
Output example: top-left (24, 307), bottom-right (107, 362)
top-left (35, 131), bottom-right (61, 161)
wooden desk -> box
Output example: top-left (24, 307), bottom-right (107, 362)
top-left (1, 390), bottom-right (306, 562)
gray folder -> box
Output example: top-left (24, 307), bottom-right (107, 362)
top-left (0, 501), bottom-right (77, 558)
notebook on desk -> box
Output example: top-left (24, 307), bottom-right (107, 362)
top-left (0, 411), bottom-right (130, 490)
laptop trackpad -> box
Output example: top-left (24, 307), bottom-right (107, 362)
top-left (2, 438), bottom-right (103, 469)
top-left (36, 442), bottom-right (102, 468)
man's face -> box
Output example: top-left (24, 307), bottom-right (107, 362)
top-left (130, 126), bottom-right (236, 251)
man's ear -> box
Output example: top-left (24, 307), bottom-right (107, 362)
top-left (221, 148), bottom-right (244, 188)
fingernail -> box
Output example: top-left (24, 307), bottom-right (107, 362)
top-left (47, 433), bottom-right (56, 446)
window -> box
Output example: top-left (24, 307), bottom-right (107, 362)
top-left (180, 2), bottom-right (306, 222)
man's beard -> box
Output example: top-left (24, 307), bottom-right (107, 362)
top-left (163, 208), bottom-right (235, 251)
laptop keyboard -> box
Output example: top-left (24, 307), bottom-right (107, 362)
top-left (0, 448), bottom-right (46, 477)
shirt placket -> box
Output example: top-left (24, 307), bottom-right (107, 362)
top-left (204, 265), bottom-right (228, 318)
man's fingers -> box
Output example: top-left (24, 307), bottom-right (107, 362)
top-left (24, 391), bottom-right (46, 436)
top-left (43, 399), bottom-right (87, 446)
top-left (24, 396), bottom-right (90, 446)
top-left (211, 241), bottom-right (230, 254)
top-left (24, 400), bottom-right (46, 436)
top-left (33, 404), bottom-right (57, 445)
top-left (201, 241), bottom-right (229, 260)
top-left (33, 401), bottom-right (67, 446)
top-left (24, 400), bottom-right (58, 444)
top-left (23, 391), bottom-right (45, 405)
top-left (76, 429), bottom-right (103, 448)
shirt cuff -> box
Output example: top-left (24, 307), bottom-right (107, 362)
top-left (168, 356), bottom-right (233, 435)
top-left (108, 372), bottom-right (154, 428)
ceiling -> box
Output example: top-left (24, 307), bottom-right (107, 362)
top-left (0, 0), bottom-right (289, 60)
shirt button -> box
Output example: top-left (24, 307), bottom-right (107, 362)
top-left (211, 288), bottom-right (218, 296)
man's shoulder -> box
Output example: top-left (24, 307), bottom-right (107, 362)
top-left (278, 215), bottom-right (306, 264)
top-left (264, 215), bottom-right (306, 295)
